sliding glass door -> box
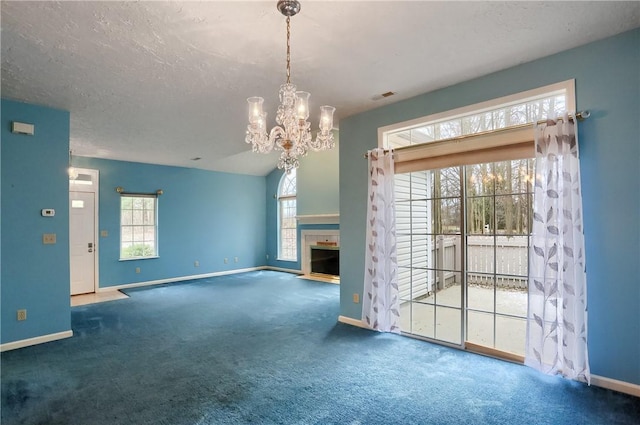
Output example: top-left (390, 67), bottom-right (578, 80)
top-left (397, 167), bottom-right (463, 345)
top-left (465, 159), bottom-right (533, 356)
top-left (397, 159), bottom-right (533, 357)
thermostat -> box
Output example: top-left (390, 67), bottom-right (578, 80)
top-left (41, 209), bottom-right (55, 217)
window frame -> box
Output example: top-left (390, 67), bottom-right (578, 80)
top-left (378, 79), bottom-right (576, 155)
top-left (119, 194), bottom-right (159, 261)
top-left (385, 80), bottom-right (575, 358)
top-left (277, 170), bottom-right (297, 262)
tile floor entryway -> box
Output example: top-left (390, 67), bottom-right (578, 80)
top-left (71, 291), bottom-right (129, 307)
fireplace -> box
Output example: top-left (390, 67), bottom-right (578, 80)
top-left (310, 245), bottom-right (339, 277)
top-left (300, 229), bottom-right (340, 282)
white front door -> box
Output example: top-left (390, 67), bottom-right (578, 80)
top-left (70, 191), bottom-right (95, 295)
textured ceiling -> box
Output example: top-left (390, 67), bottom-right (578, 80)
top-left (2, 1), bottom-right (639, 176)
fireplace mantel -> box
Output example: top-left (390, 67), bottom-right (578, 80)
top-left (296, 214), bottom-right (339, 225)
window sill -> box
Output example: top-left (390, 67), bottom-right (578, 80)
top-left (119, 256), bottom-right (159, 262)
top-left (276, 258), bottom-right (297, 263)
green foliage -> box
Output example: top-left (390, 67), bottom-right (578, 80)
top-left (122, 244), bottom-right (154, 258)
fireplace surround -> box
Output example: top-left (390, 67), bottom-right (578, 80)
top-left (300, 229), bottom-right (340, 281)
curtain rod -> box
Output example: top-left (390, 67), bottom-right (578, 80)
top-left (115, 187), bottom-right (164, 196)
top-left (364, 110), bottom-right (590, 158)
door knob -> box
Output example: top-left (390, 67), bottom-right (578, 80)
top-left (88, 242), bottom-right (93, 253)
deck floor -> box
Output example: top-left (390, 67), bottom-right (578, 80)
top-left (400, 285), bottom-right (528, 356)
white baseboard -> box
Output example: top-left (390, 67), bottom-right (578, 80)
top-left (0, 330), bottom-right (73, 352)
top-left (591, 374), bottom-right (640, 398)
top-left (98, 266), bottom-right (267, 292)
top-left (336, 316), bottom-right (640, 398)
top-left (264, 266), bottom-right (302, 274)
top-left (338, 315), bottom-right (370, 330)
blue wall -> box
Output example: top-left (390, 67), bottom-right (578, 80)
top-left (1, 99), bottom-right (71, 344)
top-left (339, 29), bottom-right (640, 384)
top-left (75, 157), bottom-right (266, 287)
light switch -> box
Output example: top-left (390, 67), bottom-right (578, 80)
top-left (100, 230), bottom-right (108, 237)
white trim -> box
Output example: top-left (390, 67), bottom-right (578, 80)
top-left (338, 315), bottom-right (370, 330)
top-left (591, 375), bottom-right (640, 398)
top-left (98, 267), bottom-right (265, 292)
top-left (69, 167), bottom-right (100, 293)
top-left (378, 79), bottom-right (576, 148)
top-left (265, 266), bottom-right (303, 274)
top-left (0, 330), bottom-right (73, 352)
top-left (118, 256), bottom-right (160, 262)
top-left (296, 214), bottom-right (340, 225)
top-left (97, 266), bottom-right (306, 292)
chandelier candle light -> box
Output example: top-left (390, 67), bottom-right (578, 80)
top-left (246, 0), bottom-right (335, 173)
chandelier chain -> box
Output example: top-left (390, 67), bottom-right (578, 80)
top-left (286, 16), bottom-right (291, 84)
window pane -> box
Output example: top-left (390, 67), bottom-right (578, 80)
top-left (435, 306), bottom-right (461, 344)
top-left (466, 197), bottom-right (494, 235)
top-left (143, 209), bottom-right (155, 225)
top-left (121, 226), bottom-right (133, 243)
top-left (495, 236), bottom-right (529, 276)
top-left (495, 282), bottom-right (527, 317)
top-left (439, 198), bottom-right (460, 234)
top-left (403, 302), bottom-right (435, 338)
top-left (385, 91), bottom-right (566, 149)
top-left (495, 316), bottom-right (526, 356)
top-left (467, 310), bottom-right (494, 348)
top-left (468, 276), bottom-right (494, 312)
top-left (430, 168), bottom-right (460, 198)
top-left (144, 226), bottom-right (155, 242)
top-left (121, 210), bottom-right (133, 226)
top-left (133, 227), bottom-right (144, 242)
top-left (132, 210), bottom-right (143, 224)
top-left (467, 238), bottom-right (495, 274)
top-left (278, 170), bottom-right (297, 260)
top-left (120, 195), bottom-right (158, 258)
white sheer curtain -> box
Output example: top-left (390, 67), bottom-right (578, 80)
top-left (362, 148), bottom-right (400, 333)
top-left (526, 113), bottom-right (590, 384)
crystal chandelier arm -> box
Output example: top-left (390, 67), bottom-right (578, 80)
top-left (269, 125), bottom-right (286, 149)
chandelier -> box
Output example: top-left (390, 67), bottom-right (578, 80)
top-left (245, 0), bottom-right (335, 173)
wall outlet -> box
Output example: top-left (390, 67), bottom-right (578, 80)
top-left (266, 254), bottom-right (269, 260)
top-left (194, 260), bottom-right (199, 267)
top-left (42, 233), bottom-right (56, 244)
top-left (224, 258), bottom-right (228, 264)
top-left (234, 257), bottom-right (238, 263)
top-left (135, 267), bottom-right (141, 274)
top-left (17, 309), bottom-right (27, 321)
top-left (353, 293), bottom-right (360, 304)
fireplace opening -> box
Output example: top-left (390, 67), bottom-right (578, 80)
top-left (310, 246), bottom-right (339, 277)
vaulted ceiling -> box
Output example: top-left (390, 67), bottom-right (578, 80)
top-left (2, 1), bottom-right (639, 175)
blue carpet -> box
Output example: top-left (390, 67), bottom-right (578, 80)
top-left (2, 270), bottom-right (639, 424)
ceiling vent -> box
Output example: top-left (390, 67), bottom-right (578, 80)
top-left (372, 91), bottom-right (396, 101)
